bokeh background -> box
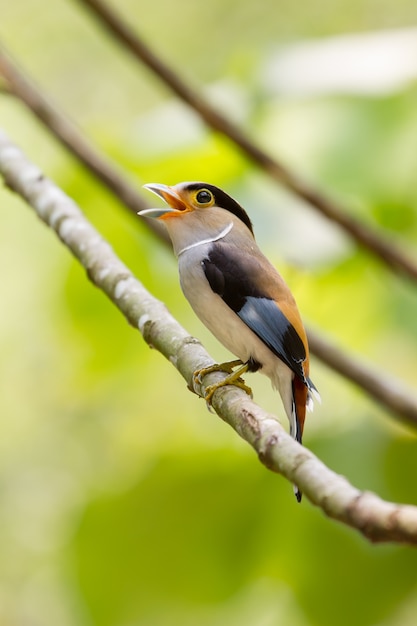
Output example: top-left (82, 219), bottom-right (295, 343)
top-left (1, 1), bottom-right (417, 625)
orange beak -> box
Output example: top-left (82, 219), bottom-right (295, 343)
top-left (138, 183), bottom-right (188, 218)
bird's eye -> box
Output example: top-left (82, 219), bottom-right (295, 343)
top-left (195, 189), bottom-right (214, 206)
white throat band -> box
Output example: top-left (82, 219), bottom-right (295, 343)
top-left (177, 222), bottom-right (233, 256)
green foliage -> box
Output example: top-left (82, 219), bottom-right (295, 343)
top-left (73, 429), bottom-right (417, 626)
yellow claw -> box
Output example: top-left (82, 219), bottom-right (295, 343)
top-left (193, 359), bottom-right (242, 387)
top-left (193, 360), bottom-right (253, 408)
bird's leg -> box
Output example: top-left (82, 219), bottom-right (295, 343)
top-left (193, 360), bottom-right (253, 407)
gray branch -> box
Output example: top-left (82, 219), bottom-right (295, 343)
top-left (0, 44), bottom-right (169, 244)
top-left (1, 130), bottom-right (417, 544)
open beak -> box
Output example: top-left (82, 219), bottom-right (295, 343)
top-left (138, 183), bottom-right (188, 218)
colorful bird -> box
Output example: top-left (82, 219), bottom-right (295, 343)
top-left (140, 182), bottom-right (319, 501)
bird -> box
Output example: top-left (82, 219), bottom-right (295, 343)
top-left (139, 182), bottom-right (319, 501)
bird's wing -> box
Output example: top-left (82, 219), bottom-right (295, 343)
top-left (202, 243), bottom-right (308, 383)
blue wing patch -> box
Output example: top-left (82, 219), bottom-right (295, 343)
top-left (238, 296), bottom-right (307, 381)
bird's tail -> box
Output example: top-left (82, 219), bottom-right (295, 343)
top-left (290, 394), bottom-right (303, 503)
top-left (290, 376), bottom-right (320, 503)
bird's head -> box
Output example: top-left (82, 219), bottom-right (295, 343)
top-left (139, 182), bottom-right (253, 235)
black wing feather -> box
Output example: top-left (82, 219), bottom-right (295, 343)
top-left (202, 244), bottom-right (307, 381)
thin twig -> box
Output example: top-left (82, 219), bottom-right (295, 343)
top-left (1, 129), bottom-right (416, 545)
top-left (308, 331), bottom-right (417, 427)
top-left (0, 44), bottom-right (169, 244)
top-left (1, 44), bottom-right (417, 427)
top-left (75, 0), bottom-right (417, 283)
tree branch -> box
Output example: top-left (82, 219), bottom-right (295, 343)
top-left (1, 44), bottom-right (417, 427)
top-left (308, 330), bottom-right (417, 428)
top-left (75, 0), bottom-right (417, 283)
top-left (0, 44), bottom-right (169, 244)
top-left (1, 129), bottom-right (416, 545)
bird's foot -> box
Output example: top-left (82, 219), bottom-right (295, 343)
top-left (193, 359), bottom-right (243, 387)
top-left (193, 360), bottom-right (253, 409)
top-left (204, 375), bottom-right (253, 407)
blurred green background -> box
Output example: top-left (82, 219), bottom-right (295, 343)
top-left (1, 1), bottom-right (417, 625)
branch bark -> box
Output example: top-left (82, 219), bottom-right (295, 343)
top-left (1, 129), bottom-right (416, 545)
top-left (0, 45), bottom-right (169, 244)
top-left (75, 0), bottom-right (417, 283)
